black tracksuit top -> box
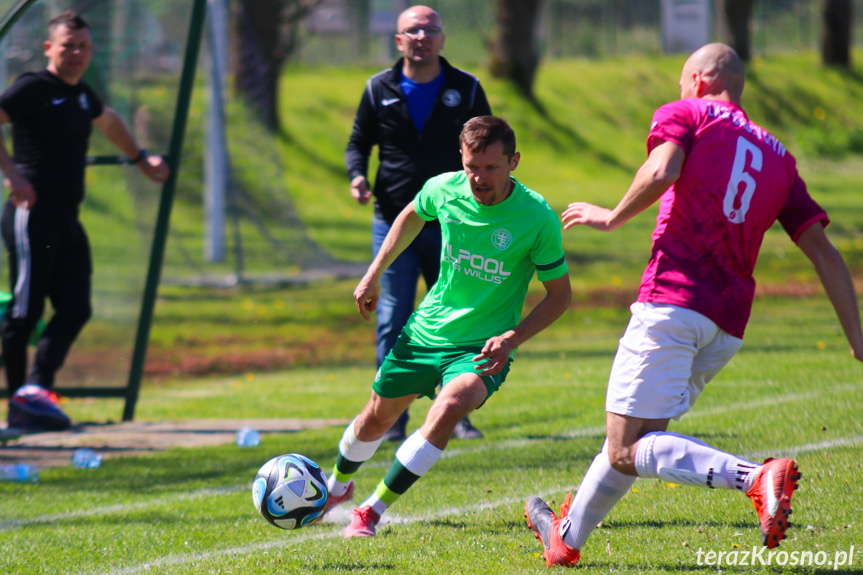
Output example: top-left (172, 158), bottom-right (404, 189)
top-left (345, 57), bottom-right (492, 224)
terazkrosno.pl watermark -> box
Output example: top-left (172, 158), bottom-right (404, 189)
top-left (696, 546), bottom-right (855, 569)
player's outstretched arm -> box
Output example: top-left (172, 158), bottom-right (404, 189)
top-left (797, 223), bottom-right (863, 362)
top-left (473, 274), bottom-right (571, 376)
top-left (354, 202), bottom-right (425, 320)
top-left (562, 140), bottom-right (684, 232)
top-left (93, 107), bottom-right (169, 183)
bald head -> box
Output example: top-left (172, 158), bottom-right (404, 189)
top-left (395, 5), bottom-right (445, 80)
top-left (679, 43), bottom-right (745, 105)
top-left (397, 5), bottom-right (441, 31)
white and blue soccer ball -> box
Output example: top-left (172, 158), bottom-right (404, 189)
top-left (252, 453), bottom-right (329, 530)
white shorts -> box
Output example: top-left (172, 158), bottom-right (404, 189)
top-left (605, 302), bottom-right (743, 420)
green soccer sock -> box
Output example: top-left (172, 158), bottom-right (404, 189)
top-left (328, 419), bottom-right (385, 496)
top-left (362, 461), bottom-right (420, 516)
top-left (361, 431), bottom-right (443, 516)
top-left (332, 452), bottom-right (363, 483)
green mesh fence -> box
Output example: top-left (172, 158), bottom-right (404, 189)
top-left (0, 0), bottom-right (200, 405)
top-left (296, 0), bottom-right (863, 67)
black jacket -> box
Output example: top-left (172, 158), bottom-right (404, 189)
top-left (345, 57), bottom-right (492, 224)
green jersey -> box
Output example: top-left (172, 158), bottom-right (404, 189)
top-left (405, 171), bottom-right (568, 347)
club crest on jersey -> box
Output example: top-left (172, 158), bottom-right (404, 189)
top-left (442, 89), bottom-right (461, 107)
top-left (78, 92), bottom-right (89, 111)
top-left (490, 228), bottom-right (513, 250)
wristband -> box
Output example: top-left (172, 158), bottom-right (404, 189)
top-left (129, 149), bottom-right (147, 165)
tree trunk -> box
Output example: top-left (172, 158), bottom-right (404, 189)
top-left (822, 0), bottom-right (852, 68)
top-left (234, 0), bottom-right (285, 131)
top-left (489, 0), bottom-right (544, 98)
top-left (233, 0), bottom-right (322, 131)
top-left (723, 0), bottom-right (755, 61)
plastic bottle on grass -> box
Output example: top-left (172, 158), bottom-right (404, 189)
top-left (0, 463), bottom-right (39, 482)
top-left (236, 427), bottom-right (261, 447)
top-left (71, 448), bottom-right (102, 469)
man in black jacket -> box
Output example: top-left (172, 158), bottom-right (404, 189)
top-left (345, 5), bottom-right (491, 442)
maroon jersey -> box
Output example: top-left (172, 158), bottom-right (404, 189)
top-left (637, 98), bottom-right (827, 338)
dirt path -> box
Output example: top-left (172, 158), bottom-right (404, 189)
top-left (0, 418), bottom-right (350, 469)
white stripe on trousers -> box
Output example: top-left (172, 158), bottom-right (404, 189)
top-left (11, 206), bottom-right (31, 318)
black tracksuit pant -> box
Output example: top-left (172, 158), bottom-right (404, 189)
top-left (1, 199), bottom-right (92, 396)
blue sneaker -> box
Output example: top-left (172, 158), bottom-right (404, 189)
top-left (8, 384), bottom-right (71, 431)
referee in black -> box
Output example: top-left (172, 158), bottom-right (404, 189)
top-left (0, 11), bottom-right (168, 430)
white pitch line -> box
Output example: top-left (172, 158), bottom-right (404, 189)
top-left (89, 426), bottom-right (863, 575)
top-left (686, 382), bottom-right (862, 419)
top-left (440, 382), bottom-right (863, 461)
top-left (0, 487), bottom-right (244, 532)
top-left (79, 419), bottom-right (863, 575)
top-left (745, 434), bottom-right (863, 460)
top-left (4, 382), bottom-right (860, 534)
top-left (372, 384), bottom-right (863, 466)
top-left (85, 485), bottom-right (577, 575)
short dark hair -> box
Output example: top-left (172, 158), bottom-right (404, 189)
top-left (459, 116), bottom-right (517, 159)
top-left (48, 10), bottom-right (90, 37)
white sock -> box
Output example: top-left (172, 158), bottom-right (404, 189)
top-left (634, 431), bottom-right (760, 491)
top-left (395, 430), bottom-right (444, 476)
top-left (328, 418), bottom-right (385, 496)
top-left (328, 479), bottom-right (350, 497)
top-left (561, 441), bottom-right (637, 551)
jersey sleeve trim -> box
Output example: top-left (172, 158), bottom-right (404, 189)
top-left (648, 133), bottom-right (687, 153)
top-left (536, 261), bottom-right (569, 282)
top-left (414, 196), bottom-right (436, 221)
top-left (536, 256), bottom-right (566, 271)
top-left (791, 213), bottom-right (830, 244)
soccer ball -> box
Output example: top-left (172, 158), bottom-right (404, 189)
top-left (252, 453), bottom-right (329, 530)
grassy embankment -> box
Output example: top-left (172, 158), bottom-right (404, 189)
top-left (141, 51), bottom-right (863, 379)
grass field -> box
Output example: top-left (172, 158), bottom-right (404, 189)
top-left (2, 51), bottom-right (863, 573)
top-left (1, 296), bottom-right (862, 574)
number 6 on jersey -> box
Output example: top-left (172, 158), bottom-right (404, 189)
top-left (724, 136), bottom-right (763, 224)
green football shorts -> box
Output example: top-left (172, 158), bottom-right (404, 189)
top-left (373, 334), bottom-right (512, 403)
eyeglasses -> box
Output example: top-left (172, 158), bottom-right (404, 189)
top-left (59, 42), bottom-right (93, 52)
top-left (399, 26), bottom-right (443, 39)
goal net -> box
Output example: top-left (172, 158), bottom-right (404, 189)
top-left (0, 0), bottom-right (200, 403)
